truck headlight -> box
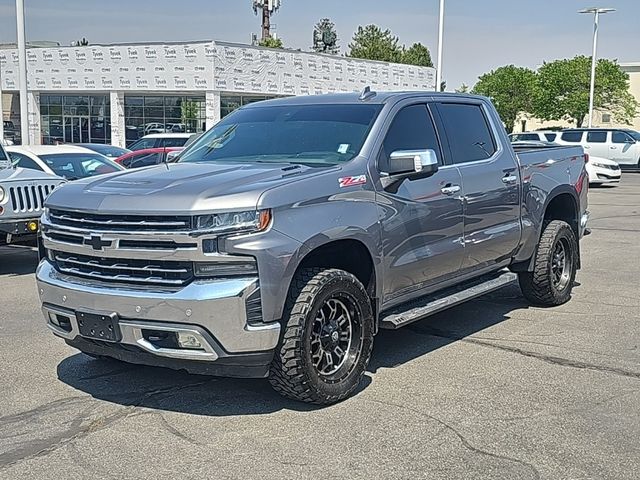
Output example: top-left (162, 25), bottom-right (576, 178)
top-left (0, 187), bottom-right (5, 204)
top-left (194, 210), bottom-right (271, 233)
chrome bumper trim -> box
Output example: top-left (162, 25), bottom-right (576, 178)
top-left (36, 260), bottom-right (280, 354)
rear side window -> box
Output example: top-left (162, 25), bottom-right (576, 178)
top-left (586, 131), bottom-right (607, 143)
top-left (380, 104), bottom-right (441, 170)
top-left (437, 103), bottom-right (497, 164)
top-left (510, 133), bottom-right (539, 142)
top-left (612, 131), bottom-right (633, 144)
top-left (124, 152), bottom-right (161, 168)
top-left (560, 131), bottom-right (583, 143)
top-left (544, 133), bottom-right (557, 142)
top-left (160, 137), bottom-right (189, 148)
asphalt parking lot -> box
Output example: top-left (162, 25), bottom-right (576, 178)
top-left (0, 176), bottom-right (638, 480)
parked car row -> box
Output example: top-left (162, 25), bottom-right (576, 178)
top-left (510, 128), bottom-right (640, 167)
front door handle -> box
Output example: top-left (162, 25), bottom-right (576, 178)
top-left (502, 174), bottom-right (518, 184)
top-left (441, 184), bottom-right (461, 195)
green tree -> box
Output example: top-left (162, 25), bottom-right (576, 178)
top-left (472, 65), bottom-right (538, 133)
top-left (401, 42), bottom-right (433, 67)
top-left (455, 83), bottom-right (469, 93)
top-left (348, 25), bottom-right (402, 63)
top-left (181, 100), bottom-right (199, 133)
top-left (534, 56), bottom-right (638, 127)
top-left (259, 36), bottom-right (284, 48)
top-left (313, 18), bottom-right (339, 55)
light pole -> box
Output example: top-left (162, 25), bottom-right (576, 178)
top-left (579, 7), bottom-right (615, 128)
top-left (435, 0), bottom-right (445, 92)
top-left (16, 0), bottom-right (29, 145)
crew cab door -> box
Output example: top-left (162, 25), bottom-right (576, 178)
top-left (434, 101), bottom-right (521, 273)
top-left (375, 103), bottom-right (464, 305)
top-left (610, 131), bottom-right (640, 165)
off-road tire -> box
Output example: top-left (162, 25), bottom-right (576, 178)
top-left (518, 220), bottom-right (578, 306)
top-left (269, 268), bottom-right (374, 405)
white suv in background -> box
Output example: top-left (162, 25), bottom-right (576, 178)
top-left (555, 129), bottom-right (640, 167)
top-left (509, 131), bottom-right (560, 143)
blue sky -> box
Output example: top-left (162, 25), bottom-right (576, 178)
top-left (0, 0), bottom-right (638, 89)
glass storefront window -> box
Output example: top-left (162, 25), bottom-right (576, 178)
top-left (40, 94), bottom-right (111, 145)
top-left (220, 94), bottom-right (278, 119)
top-left (123, 94), bottom-right (206, 147)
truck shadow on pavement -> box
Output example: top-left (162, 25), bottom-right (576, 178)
top-left (56, 284), bottom-right (531, 415)
top-left (0, 246), bottom-right (39, 276)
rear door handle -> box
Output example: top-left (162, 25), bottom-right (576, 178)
top-left (502, 174), bottom-right (518, 184)
top-left (441, 184), bottom-right (461, 195)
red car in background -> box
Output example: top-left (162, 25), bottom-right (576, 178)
top-left (115, 147), bottom-right (183, 169)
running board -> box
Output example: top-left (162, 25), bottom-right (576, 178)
top-left (380, 270), bottom-right (517, 330)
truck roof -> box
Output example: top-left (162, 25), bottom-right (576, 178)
top-left (245, 91), bottom-right (486, 107)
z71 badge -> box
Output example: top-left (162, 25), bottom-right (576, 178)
top-left (338, 175), bottom-right (367, 188)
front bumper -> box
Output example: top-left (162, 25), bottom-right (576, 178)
top-left (588, 166), bottom-right (621, 184)
top-left (36, 261), bottom-right (280, 377)
top-left (0, 217), bottom-right (40, 243)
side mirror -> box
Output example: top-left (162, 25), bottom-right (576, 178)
top-left (386, 149), bottom-right (439, 177)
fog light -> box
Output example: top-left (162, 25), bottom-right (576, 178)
top-left (27, 220), bottom-right (38, 232)
top-left (177, 332), bottom-right (204, 350)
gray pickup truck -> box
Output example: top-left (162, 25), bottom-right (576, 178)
top-left (36, 91), bottom-right (589, 404)
top-left (0, 144), bottom-right (64, 246)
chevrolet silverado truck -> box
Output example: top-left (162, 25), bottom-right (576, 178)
top-left (36, 91), bottom-right (589, 404)
top-left (0, 143), bottom-right (64, 246)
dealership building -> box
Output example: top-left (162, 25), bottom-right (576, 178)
top-left (0, 40), bottom-right (436, 147)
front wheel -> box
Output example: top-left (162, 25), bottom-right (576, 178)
top-left (269, 268), bottom-right (374, 405)
top-left (518, 220), bottom-right (578, 306)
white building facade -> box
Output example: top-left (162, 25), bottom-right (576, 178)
top-left (0, 40), bottom-right (436, 147)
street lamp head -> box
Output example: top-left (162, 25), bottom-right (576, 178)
top-left (578, 7), bottom-right (616, 14)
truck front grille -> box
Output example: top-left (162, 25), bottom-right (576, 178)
top-left (48, 209), bottom-right (192, 232)
top-left (10, 184), bottom-right (58, 213)
top-left (50, 251), bottom-right (194, 286)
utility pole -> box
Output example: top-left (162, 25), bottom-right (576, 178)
top-left (16, 0), bottom-right (29, 145)
top-left (579, 7), bottom-right (615, 128)
top-left (261, 2), bottom-right (270, 40)
top-left (435, 0), bottom-right (445, 92)
top-left (253, 0), bottom-right (281, 41)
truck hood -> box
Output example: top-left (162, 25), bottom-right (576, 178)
top-left (45, 162), bottom-right (334, 214)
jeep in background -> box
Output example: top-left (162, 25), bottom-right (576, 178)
top-left (0, 143), bottom-right (65, 246)
top-left (36, 91), bottom-right (589, 404)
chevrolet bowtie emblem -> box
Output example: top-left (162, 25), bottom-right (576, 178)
top-left (84, 235), bottom-right (112, 251)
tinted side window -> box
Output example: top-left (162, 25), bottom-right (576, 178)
top-left (437, 103), bottom-right (497, 164)
top-left (161, 137), bottom-right (189, 148)
top-left (9, 152), bottom-right (43, 171)
top-left (612, 131), bottom-right (633, 144)
top-left (381, 104), bottom-right (441, 170)
top-left (586, 131), bottom-right (607, 143)
top-left (544, 133), bottom-right (557, 141)
top-left (560, 132), bottom-right (583, 143)
top-left (128, 152), bottom-right (161, 169)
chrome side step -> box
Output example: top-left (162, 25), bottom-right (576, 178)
top-left (380, 270), bottom-right (517, 330)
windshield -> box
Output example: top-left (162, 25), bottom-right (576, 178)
top-left (179, 104), bottom-right (383, 167)
top-left (0, 145), bottom-right (8, 168)
top-left (623, 130), bottom-right (640, 141)
top-left (39, 153), bottom-right (121, 180)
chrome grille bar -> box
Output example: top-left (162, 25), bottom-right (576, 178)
top-left (49, 209), bottom-right (191, 232)
top-left (51, 251), bottom-right (194, 287)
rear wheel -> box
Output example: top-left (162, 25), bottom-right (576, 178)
top-left (269, 268), bottom-right (374, 405)
top-left (518, 220), bottom-right (578, 306)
